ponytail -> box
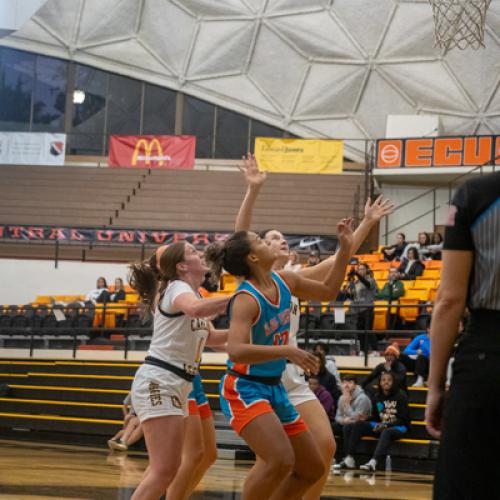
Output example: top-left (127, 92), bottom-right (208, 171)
top-left (128, 253), bottom-right (160, 308)
top-left (205, 231), bottom-right (252, 279)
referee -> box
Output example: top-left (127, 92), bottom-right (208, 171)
top-left (426, 170), bottom-right (500, 499)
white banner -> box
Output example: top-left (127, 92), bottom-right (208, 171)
top-left (0, 132), bottom-right (66, 166)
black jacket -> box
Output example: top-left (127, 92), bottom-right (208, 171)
top-left (398, 259), bottom-right (425, 280)
top-left (362, 361), bottom-right (407, 393)
top-left (317, 368), bottom-right (342, 403)
top-left (370, 389), bottom-right (410, 429)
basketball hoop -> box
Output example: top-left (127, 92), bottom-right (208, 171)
top-left (429, 0), bottom-right (491, 51)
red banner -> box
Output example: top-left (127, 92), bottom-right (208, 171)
top-left (108, 135), bottom-right (196, 169)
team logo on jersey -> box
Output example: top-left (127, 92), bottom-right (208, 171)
top-left (171, 396), bottom-right (182, 409)
top-left (191, 318), bottom-right (209, 331)
top-left (149, 382), bottom-right (162, 406)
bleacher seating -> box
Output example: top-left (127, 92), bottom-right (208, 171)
top-left (0, 359), bottom-right (437, 472)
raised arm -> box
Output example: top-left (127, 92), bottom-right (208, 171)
top-left (173, 293), bottom-right (231, 319)
top-left (234, 154), bottom-right (267, 232)
top-left (280, 219), bottom-right (353, 301)
top-left (299, 195), bottom-right (394, 281)
top-left (227, 293), bottom-right (318, 372)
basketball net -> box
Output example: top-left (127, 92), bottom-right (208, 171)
top-left (429, 0), bottom-right (491, 51)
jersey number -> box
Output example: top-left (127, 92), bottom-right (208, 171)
top-left (273, 330), bottom-right (289, 346)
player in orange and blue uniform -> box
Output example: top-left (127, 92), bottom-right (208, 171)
top-left (207, 226), bottom-right (352, 500)
top-left (221, 271), bottom-right (306, 436)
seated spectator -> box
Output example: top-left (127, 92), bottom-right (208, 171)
top-left (313, 342), bottom-right (341, 389)
top-left (308, 375), bottom-right (336, 422)
top-left (362, 343), bottom-right (407, 393)
top-left (312, 350), bottom-right (341, 404)
top-left (400, 327), bottom-right (430, 387)
top-left (398, 247), bottom-right (424, 280)
top-left (381, 233), bottom-right (407, 261)
top-left (86, 277), bottom-right (110, 304)
top-left (414, 232), bottom-right (431, 260)
top-left (334, 371), bottom-right (410, 472)
top-left (334, 375), bottom-right (372, 430)
top-left (108, 392), bottom-right (143, 451)
top-left (376, 267), bottom-right (405, 301)
top-left (306, 249), bottom-right (321, 267)
top-left (284, 250), bottom-right (302, 272)
top-left (110, 278), bottom-right (126, 302)
top-left (428, 231), bottom-right (443, 260)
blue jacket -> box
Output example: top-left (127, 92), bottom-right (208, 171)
top-left (404, 333), bottom-right (430, 358)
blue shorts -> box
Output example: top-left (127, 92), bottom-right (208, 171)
top-left (188, 374), bottom-right (212, 419)
top-left (220, 372), bottom-right (307, 436)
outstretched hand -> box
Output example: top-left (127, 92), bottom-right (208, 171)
top-left (238, 154), bottom-right (267, 188)
top-left (364, 195), bottom-right (394, 222)
top-left (337, 218), bottom-right (354, 248)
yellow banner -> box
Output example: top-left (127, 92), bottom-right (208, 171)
top-left (254, 137), bottom-right (343, 174)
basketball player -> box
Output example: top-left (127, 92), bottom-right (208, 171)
top-left (235, 154), bottom-right (393, 498)
top-left (207, 219), bottom-right (353, 499)
top-left (426, 171), bottom-right (500, 499)
top-left (128, 243), bottom-right (230, 500)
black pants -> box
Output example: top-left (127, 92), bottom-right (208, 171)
top-left (399, 353), bottom-right (429, 380)
top-left (356, 309), bottom-right (377, 351)
top-left (343, 421), bottom-right (406, 461)
top-left (434, 311), bottom-right (500, 500)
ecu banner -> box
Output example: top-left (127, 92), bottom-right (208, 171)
top-left (376, 135), bottom-right (500, 169)
top-left (108, 135), bottom-right (196, 169)
top-left (254, 138), bottom-right (343, 174)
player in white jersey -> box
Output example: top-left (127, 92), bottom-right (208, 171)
top-left (235, 155), bottom-right (393, 499)
top-left (128, 242), bottom-right (230, 500)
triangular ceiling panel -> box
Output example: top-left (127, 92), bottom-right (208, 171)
top-left (266, 0), bottom-right (330, 15)
top-left (33, 0), bottom-right (82, 46)
top-left (177, 0), bottom-right (252, 17)
top-left (138, 0), bottom-right (196, 76)
top-left (84, 39), bottom-right (173, 77)
top-left (187, 20), bottom-right (254, 78)
top-left (295, 64), bottom-right (366, 116)
top-left (332, 0), bottom-right (395, 56)
top-left (78, 0), bottom-right (141, 47)
top-left (268, 11), bottom-right (363, 59)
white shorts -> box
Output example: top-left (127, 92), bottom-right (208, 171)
top-left (131, 364), bottom-right (192, 423)
top-left (282, 363), bottom-right (317, 407)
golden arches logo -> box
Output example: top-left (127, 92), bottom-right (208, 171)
top-left (132, 138), bottom-right (170, 167)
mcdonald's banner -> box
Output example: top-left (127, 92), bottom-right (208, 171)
top-left (108, 135), bottom-right (196, 169)
top-left (376, 135), bottom-right (500, 169)
top-left (254, 138), bottom-right (343, 174)
top-left (0, 224), bottom-right (338, 253)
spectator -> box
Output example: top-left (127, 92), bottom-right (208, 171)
top-left (362, 343), bottom-right (407, 393)
top-left (110, 278), bottom-right (126, 302)
top-left (376, 267), bottom-right (405, 329)
top-left (398, 247), bottom-right (425, 280)
top-left (312, 350), bottom-right (342, 404)
top-left (345, 263), bottom-right (378, 351)
top-left (400, 327), bottom-right (430, 387)
top-left (306, 249), bottom-right (321, 267)
top-left (284, 251), bottom-right (302, 272)
top-left (313, 342), bottom-right (341, 389)
top-left (334, 371), bottom-right (410, 472)
top-left (335, 375), bottom-right (372, 428)
top-left (108, 393), bottom-right (143, 452)
top-left (428, 231), bottom-right (443, 260)
top-left (415, 232), bottom-right (431, 260)
top-left (381, 233), bottom-right (407, 261)
top-left (86, 277), bottom-right (110, 304)
top-left (376, 267), bottom-right (405, 301)
top-left (308, 375), bottom-right (336, 422)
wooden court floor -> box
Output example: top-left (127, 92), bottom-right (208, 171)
top-left (0, 440), bottom-right (433, 499)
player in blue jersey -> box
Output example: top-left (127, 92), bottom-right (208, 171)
top-left (234, 154), bottom-right (394, 499)
top-left (206, 222), bottom-right (353, 500)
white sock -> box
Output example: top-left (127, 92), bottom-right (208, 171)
top-left (415, 376), bottom-right (424, 385)
top-left (369, 458), bottom-right (377, 467)
top-left (345, 455), bottom-right (355, 467)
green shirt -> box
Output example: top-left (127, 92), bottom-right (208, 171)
top-left (376, 280), bottom-right (405, 301)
